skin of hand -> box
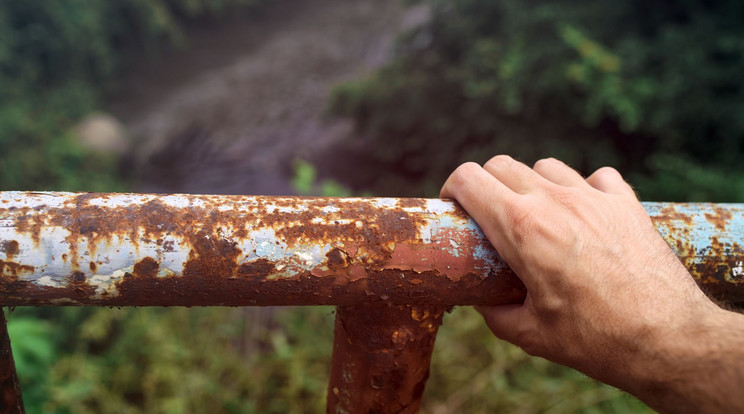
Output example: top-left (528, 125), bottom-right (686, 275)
top-left (440, 155), bottom-right (744, 413)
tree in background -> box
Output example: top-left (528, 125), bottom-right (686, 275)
top-left (330, 0), bottom-right (744, 201)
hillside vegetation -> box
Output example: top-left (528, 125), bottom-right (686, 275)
top-left (330, 0), bottom-right (744, 201)
top-left (0, 0), bottom-right (263, 191)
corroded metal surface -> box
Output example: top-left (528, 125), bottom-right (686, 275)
top-left (327, 304), bottom-right (444, 414)
top-left (0, 311), bottom-right (23, 414)
top-left (1, 192), bottom-right (743, 306)
top-left (0, 192), bottom-right (522, 306)
top-left (648, 203), bottom-right (744, 305)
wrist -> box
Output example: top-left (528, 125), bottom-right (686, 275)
top-left (631, 304), bottom-right (744, 413)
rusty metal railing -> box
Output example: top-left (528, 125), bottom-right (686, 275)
top-left (1, 192), bottom-right (744, 413)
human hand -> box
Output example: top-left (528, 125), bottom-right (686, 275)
top-left (440, 155), bottom-right (726, 408)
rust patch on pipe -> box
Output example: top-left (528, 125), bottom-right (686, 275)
top-left (133, 257), bottom-right (159, 278)
top-left (0, 261), bottom-right (34, 278)
top-left (0, 193), bottom-right (527, 306)
top-left (690, 240), bottom-right (744, 303)
top-left (705, 206), bottom-right (733, 232)
top-left (67, 271), bottom-right (94, 299)
top-left (656, 205), bottom-right (694, 226)
top-left (3, 194), bottom-right (744, 307)
top-left (327, 303), bottom-right (445, 414)
top-left (237, 259), bottom-right (276, 278)
top-left (0, 241), bottom-right (19, 260)
top-left (650, 203), bottom-right (744, 306)
top-left (326, 248), bottom-right (349, 270)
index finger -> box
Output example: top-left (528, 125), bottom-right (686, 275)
top-left (440, 162), bottom-right (517, 252)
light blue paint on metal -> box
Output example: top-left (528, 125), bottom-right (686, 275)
top-left (3, 192), bottom-right (744, 305)
top-left (644, 202), bottom-right (744, 248)
top-left (643, 202), bottom-right (744, 303)
top-left (643, 202), bottom-right (744, 257)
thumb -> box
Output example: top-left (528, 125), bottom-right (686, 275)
top-left (475, 303), bottom-right (532, 345)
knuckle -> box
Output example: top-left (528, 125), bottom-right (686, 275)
top-left (449, 162), bottom-right (481, 184)
top-left (533, 295), bottom-right (564, 318)
top-left (484, 154), bottom-right (515, 170)
top-left (533, 157), bottom-right (560, 169)
top-left (594, 166), bottom-right (621, 180)
top-left (443, 162), bottom-right (484, 197)
top-left (459, 161), bottom-right (482, 172)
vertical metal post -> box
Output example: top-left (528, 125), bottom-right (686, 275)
top-left (327, 304), bottom-right (445, 413)
top-left (0, 310), bottom-right (23, 414)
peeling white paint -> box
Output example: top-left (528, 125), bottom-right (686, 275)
top-left (88, 268), bottom-right (129, 298)
top-left (425, 198), bottom-right (455, 215)
top-left (36, 276), bottom-right (63, 288)
top-left (322, 205), bottom-right (341, 214)
top-left (373, 198), bottom-right (398, 209)
top-left (733, 261), bottom-right (743, 278)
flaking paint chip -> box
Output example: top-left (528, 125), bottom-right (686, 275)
top-left (732, 261), bottom-right (743, 278)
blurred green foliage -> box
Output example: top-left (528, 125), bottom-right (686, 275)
top-left (0, 0), bottom-right (262, 191)
top-left (422, 307), bottom-right (651, 413)
top-left (44, 307), bottom-right (333, 414)
top-left (8, 306), bottom-right (334, 414)
top-left (292, 160), bottom-right (355, 197)
top-left (4, 0), bottom-right (744, 412)
top-left (7, 313), bottom-right (56, 413)
top-left (9, 305), bottom-right (650, 414)
top-left (330, 0), bottom-right (744, 201)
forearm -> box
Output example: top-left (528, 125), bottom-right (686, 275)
top-left (629, 307), bottom-right (744, 413)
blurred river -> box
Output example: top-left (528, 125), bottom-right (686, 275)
top-left (104, 0), bottom-right (428, 195)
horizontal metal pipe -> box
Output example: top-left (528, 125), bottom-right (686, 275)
top-left (0, 192), bottom-right (743, 306)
